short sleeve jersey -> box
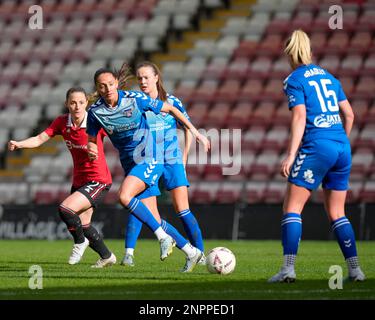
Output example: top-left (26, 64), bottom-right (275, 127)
top-left (283, 64), bottom-right (348, 143)
top-left (86, 90), bottom-right (164, 170)
top-left (44, 113), bottom-right (112, 188)
top-left (145, 94), bottom-right (190, 163)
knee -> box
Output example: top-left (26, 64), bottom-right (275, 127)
top-left (118, 192), bottom-right (131, 207)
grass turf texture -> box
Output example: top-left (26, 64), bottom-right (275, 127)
top-left (0, 240), bottom-right (374, 300)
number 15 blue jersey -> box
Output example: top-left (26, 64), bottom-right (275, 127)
top-left (284, 64), bottom-right (349, 144)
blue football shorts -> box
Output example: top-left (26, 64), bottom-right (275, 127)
top-left (288, 139), bottom-right (351, 191)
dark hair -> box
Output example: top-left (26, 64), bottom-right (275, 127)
top-left (93, 68), bottom-right (118, 84)
top-left (90, 63), bottom-right (133, 104)
top-left (65, 87), bottom-right (87, 101)
top-left (136, 61), bottom-right (167, 101)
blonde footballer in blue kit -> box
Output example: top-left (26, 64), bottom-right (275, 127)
top-left (268, 30), bottom-right (365, 283)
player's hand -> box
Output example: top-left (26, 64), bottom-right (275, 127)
top-left (280, 155), bottom-right (295, 178)
top-left (8, 140), bottom-right (20, 151)
top-left (87, 143), bottom-right (98, 161)
top-left (196, 133), bottom-right (210, 152)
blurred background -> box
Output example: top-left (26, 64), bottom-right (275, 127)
top-left (0, 0), bottom-right (374, 240)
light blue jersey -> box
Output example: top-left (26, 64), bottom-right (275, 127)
top-left (87, 90), bottom-right (166, 190)
top-left (139, 94), bottom-right (190, 198)
top-left (284, 64), bottom-right (348, 144)
top-left (145, 94), bottom-right (190, 164)
top-left (284, 64), bottom-right (351, 191)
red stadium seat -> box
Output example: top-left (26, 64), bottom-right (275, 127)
top-left (232, 41), bottom-right (258, 59)
top-left (238, 79), bottom-right (264, 103)
top-left (242, 126), bottom-right (266, 152)
top-left (244, 181), bottom-right (267, 204)
top-left (348, 31), bottom-right (372, 54)
top-left (227, 102), bottom-right (254, 129)
top-left (338, 54), bottom-right (363, 77)
top-left (186, 103), bottom-right (208, 127)
top-left (263, 182), bottom-right (286, 203)
top-left (222, 58), bottom-right (250, 81)
top-left (215, 80), bottom-right (241, 104)
top-left (248, 101), bottom-right (276, 127)
top-left (359, 181), bottom-right (375, 203)
top-left (205, 102), bottom-right (231, 127)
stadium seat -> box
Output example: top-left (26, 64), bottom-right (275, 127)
top-left (359, 181), bottom-right (375, 202)
top-left (242, 126), bottom-right (266, 152)
top-left (216, 182), bottom-right (243, 203)
top-left (244, 181), bottom-right (267, 204)
top-left (214, 80), bottom-right (241, 104)
top-left (227, 102), bottom-right (254, 129)
top-left (263, 181), bottom-right (287, 203)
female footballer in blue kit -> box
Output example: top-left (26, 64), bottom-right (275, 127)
top-left (120, 62), bottom-right (206, 270)
top-left (269, 30), bottom-right (365, 282)
top-left (86, 68), bottom-right (209, 272)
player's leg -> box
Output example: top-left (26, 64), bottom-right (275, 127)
top-left (268, 183), bottom-right (310, 283)
top-left (322, 142), bottom-right (365, 281)
top-left (59, 191), bottom-right (90, 264)
top-left (118, 174), bottom-right (174, 261)
top-left (122, 186), bottom-right (161, 266)
top-left (80, 209), bottom-right (114, 267)
top-left (59, 192), bottom-right (87, 244)
top-left (121, 196), bottom-right (158, 266)
top-left (170, 187), bottom-right (205, 265)
top-left (143, 196), bottom-right (202, 273)
top-left (164, 163), bottom-right (205, 263)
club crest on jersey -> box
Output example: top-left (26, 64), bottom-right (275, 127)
top-left (107, 125), bottom-right (114, 135)
top-left (123, 106), bottom-right (134, 118)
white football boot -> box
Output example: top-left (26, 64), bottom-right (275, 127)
top-left (159, 235), bottom-right (176, 261)
top-left (120, 253), bottom-right (135, 267)
top-left (268, 267), bottom-right (296, 283)
top-left (68, 238), bottom-right (89, 265)
top-left (91, 253), bottom-right (117, 268)
top-left (348, 267), bottom-right (366, 282)
top-left (181, 249), bottom-right (204, 273)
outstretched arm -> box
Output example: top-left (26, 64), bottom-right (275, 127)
top-left (161, 103), bottom-right (210, 152)
top-left (8, 132), bottom-right (50, 151)
top-left (182, 128), bottom-right (193, 166)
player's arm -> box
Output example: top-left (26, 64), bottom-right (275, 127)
top-left (338, 99), bottom-right (354, 137)
top-left (182, 128), bottom-right (193, 166)
top-left (281, 104), bottom-right (306, 178)
top-left (87, 135), bottom-right (99, 161)
top-left (8, 132), bottom-right (50, 151)
top-left (161, 103), bottom-right (210, 152)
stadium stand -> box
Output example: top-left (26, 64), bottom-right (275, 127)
top-left (0, 0), bottom-right (374, 206)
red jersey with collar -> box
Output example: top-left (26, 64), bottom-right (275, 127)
top-left (44, 113), bottom-right (112, 188)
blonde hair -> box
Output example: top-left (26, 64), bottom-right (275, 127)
top-left (284, 29), bottom-right (312, 68)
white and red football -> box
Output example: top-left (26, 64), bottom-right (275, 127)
top-left (206, 247), bottom-right (236, 275)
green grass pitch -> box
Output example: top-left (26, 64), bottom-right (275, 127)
top-left (0, 240), bottom-right (374, 300)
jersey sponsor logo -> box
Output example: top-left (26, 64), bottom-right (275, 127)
top-left (303, 169), bottom-right (315, 184)
top-left (313, 114), bottom-right (342, 128)
top-left (304, 67), bottom-right (326, 78)
top-left (123, 106), bottom-right (134, 118)
top-left (65, 140), bottom-right (87, 150)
